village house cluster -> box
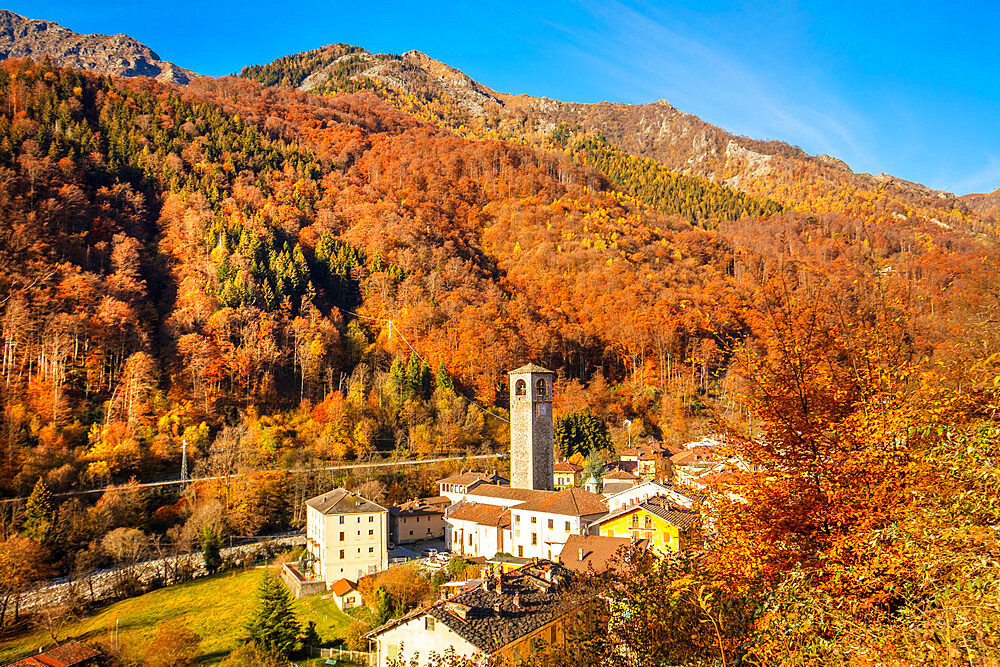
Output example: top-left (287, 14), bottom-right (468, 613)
top-left (299, 363), bottom-right (737, 666)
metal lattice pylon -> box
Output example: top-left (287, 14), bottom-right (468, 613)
top-left (180, 439), bottom-right (188, 487)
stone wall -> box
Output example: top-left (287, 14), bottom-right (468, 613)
top-left (281, 562), bottom-right (327, 599)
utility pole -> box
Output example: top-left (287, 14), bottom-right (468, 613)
top-left (180, 439), bottom-right (188, 490)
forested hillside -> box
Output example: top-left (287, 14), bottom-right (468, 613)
top-left (0, 45), bottom-right (998, 664)
top-left (239, 44), bottom-right (1000, 240)
top-left (0, 53), bottom-right (989, 504)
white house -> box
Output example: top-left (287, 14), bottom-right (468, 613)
top-left (367, 561), bottom-right (582, 667)
top-left (605, 479), bottom-right (702, 512)
top-left (305, 488), bottom-right (388, 582)
top-left (437, 472), bottom-right (508, 503)
top-left (445, 501), bottom-right (512, 558)
top-left (452, 483), bottom-right (551, 508)
top-left (508, 488), bottom-right (608, 560)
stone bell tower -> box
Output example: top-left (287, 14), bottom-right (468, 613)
top-left (509, 363), bottom-right (554, 490)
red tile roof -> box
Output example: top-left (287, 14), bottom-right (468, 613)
top-left (603, 469), bottom-right (638, 481)
top-left (553, 461), bottom-right (583, 473)
top-left (559, 535), bottom-right (647, 574)
top-left (448, 502), bottom-right (512, 527)
top-left (9, 641), bottom-right (100, 667)
top-left (438, 472), bottom-right (507, 487)
top-left (390, 498), bottom-right (446, 517)
top-left (671, 446), bottom-right (723, 465)
top-left (512, 488), bottom-right (608, 517)
top-left (464, 484), bottom-right (553, 504)
top-left (330, 578), bottom-right (358, 596)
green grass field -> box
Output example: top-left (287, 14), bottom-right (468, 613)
top-left (0, 568), bottom-right (358, 665)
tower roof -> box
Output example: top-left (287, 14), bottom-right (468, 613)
top-left (509, 363), bottom-right (554, 375)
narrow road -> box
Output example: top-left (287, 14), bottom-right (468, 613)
top-left (19, 533), bottom-right (307, 613)
top-left (0, 453), bottom-right (504, 504)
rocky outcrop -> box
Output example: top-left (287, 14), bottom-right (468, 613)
top-left (0, 9), bottom-right (196, 84)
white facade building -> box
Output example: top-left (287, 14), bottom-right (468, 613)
top-left (444, 501), bottom-right (511, 558)
top-left (305, 488), bottom-right (388, 582)
top-left (606, 479), bottom-right (701, 512)
top-left (508, 488), bottom-right (608, 560)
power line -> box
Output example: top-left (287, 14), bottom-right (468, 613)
top-left (0, 453), bottom-right (505, 504)
top-left (332, 305), bottom-right (510, 424)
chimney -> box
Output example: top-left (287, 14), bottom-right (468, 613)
top-left (513, 591), bottom-right (521, 609)
top-left (578, 548), bottom-right (584, 562)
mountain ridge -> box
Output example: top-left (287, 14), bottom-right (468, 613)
top-left (0, 8), bottom-right (195, 84)
top-left (238, 43), bottom-right (995, 237)
top-left (0, 10), bottom-right (990, 234)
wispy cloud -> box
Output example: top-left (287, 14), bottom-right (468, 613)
top-left (540, 0), bottom-right (876, 170)
top-left (942, 154), bottom-right (1000, 195)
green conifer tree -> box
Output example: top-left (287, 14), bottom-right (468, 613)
top-left (243, 575), bottom-right (301, 658)
top-left (405, 353), bottom-right (421, 399)
top-left (389, 358), bottom-right (406, 400)
top-left (23, 478), bottom-right (53, 542)
top-left (418, 362), bottom-right (433, 400)
top-left (435, 362), bottom-right (456, 395)
top-left (201, 524), bottom-right (223, 574)
top-left (373, 587), bottom-right (393, 625)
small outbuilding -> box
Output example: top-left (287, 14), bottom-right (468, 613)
top-left (330, 577), bottom-right (362, 610)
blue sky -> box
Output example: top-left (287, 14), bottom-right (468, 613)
top-left (9, 0), bottom-right (1000, 194)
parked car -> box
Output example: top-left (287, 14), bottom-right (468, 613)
top-left (421, 548), bottom-right (438, 558)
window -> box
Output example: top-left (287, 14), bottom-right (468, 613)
top-left (514, 514), bottom-right (520, 524)
top-left (518, 545), bottom-right (524, 557)
top-left (468, 534), bottom-right (473, 545)
top-left (565, 521), bottom-right (571, 532)
top-left (425, 617), bottom-right (436, 631)
top-left (369, 516), bottom-right (374, 522)
top-left (531, 516), bottom-right (537, 524)
top-left (547, 519), bottom-right (553, 529)
top-left (515, 379), bottom-right (527, 395)
top-left (339, 549), bottom-right (345, 559)
top-left (340, 532), bottom-right (345, 541)
top-left (339, 516), bottom-right (345, 524)
top-left (357, 517), bottom-right (360, 523)
top-left (531, 533), bottom-right (537, 545)
top-left (631, 515), bottom-right (639, 528)
top-left (369, 547), bottom-right (374, 553)
top-left (409, 530), bottom-right (413, 536)
top-left (644, 515), bottom-right (652, 529)
top-left (536, 379), bottom-right (547, 397)
top-left (369, 530), bottom-right (374, 535)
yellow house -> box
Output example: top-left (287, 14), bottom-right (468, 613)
top-left (618, 443), bottom-right (672, 479)
top-left (552, 460), bottom-right (584, 490)
top-left (590, 496), bottom-right (699, 554)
